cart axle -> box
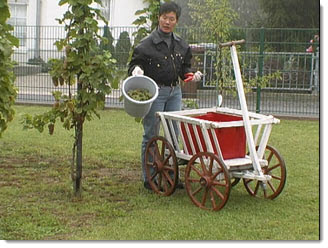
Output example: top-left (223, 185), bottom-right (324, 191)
top-left (232, 171), bottom-right (272, 181)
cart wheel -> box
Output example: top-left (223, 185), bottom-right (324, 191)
top-left (144, 136), bottom-right (178, 196)
top-left (243, 145), bottom-right (287, 199)
top-left (185, 152), bottom-right (231, 211)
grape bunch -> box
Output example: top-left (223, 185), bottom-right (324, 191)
top-left (127, 89), bottom-right (152, 101)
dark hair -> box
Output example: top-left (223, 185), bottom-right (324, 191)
top-left (159, 2), bottom-right (181, 20)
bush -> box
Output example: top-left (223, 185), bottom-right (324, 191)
top-left (115, 31), bottom-right (131, 68)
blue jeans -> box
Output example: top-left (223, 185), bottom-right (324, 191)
top-left (141, 85), bottom-right (182, 182)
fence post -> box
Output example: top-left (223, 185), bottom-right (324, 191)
top-left (314, 48), bottom-right (319, 93)
top-left (256, 27), bottom-right (265, 113)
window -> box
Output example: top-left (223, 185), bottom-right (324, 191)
top-left (8, 0), bottom-right (28, 47)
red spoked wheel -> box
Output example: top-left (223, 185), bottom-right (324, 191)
top-left (185, 152), bottom-right (231, 211)
top-left (243, 145), bottom-right (287, 199)
top-left (144, 136), bottom-right (178, 196)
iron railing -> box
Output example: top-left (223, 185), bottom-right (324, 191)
top-left (12, 25), bottom-right (319, 118)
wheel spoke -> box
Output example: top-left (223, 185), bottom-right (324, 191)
top-left (190, 164), bottom-right (204, 178)
top-left (244, 178), bottom-right (252, 186)
top-left (271, 175), bottom-right (282, 180)
top-left (212, 180), bottom-right (228, 187)
top-left (163, 153), bottom-right (172, 166)
top-left (199, 156), bottom-right (208, 175)
top-left (201, 188), bottom-right (209, 206)
top-left (162, 175), bottom-right (169, 192)
top-left (266, 150), bottom-right (274, 164)
top-left (262, 183), bottom-right (268, 198)
top-left (253, 180), bottom-right (260, 195)
top-left (150, 170), bottom-right (158, 181)
top-left (267, 180), bottom-right (277, 193)
top-left (163, 165), bottom-right (174, 171)
top-left (211, 168), bottom-right (223, 180)
top-left (209, 156), bottom-right (214, 174)
top-left (157, 172), bottom-right (162, 189)
top-left (210, 190), bottom-right (217, 210)
top-left (267, 163), bottom-right (281, 172)
top-left (192, 186), bottom-right (203, 196)
top-left (187, 178), bottom-right (200, 183)
top-left (211, 185), bottom-right (225, 201)
top-left (163, 170), bottom-right (174, 186)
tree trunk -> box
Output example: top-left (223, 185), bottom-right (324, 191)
top-left (74, 118), bottom-right (83, 197)
top-left (73, 80), bottom-right (83, 197)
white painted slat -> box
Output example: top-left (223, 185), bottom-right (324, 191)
top-left (254, 124), bottom-right (263, 147)
top-left (257, 124), bottom-right (273, 159)
top-left (200, 123), bottom-right (214, 154)
top-left (191, 123), bottom-right (204, 152)
top-left (183, 122), bottom-right (196, 155)
top-left (176, 120), bottom-right (189, 155)
top-left (168, 118), bottom-right (179, 151)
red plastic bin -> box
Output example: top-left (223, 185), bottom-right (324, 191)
top-left (180, 112), bottom-right (246, 160)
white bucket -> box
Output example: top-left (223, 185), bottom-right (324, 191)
top-left (122, 75), bottom-right (159, 118)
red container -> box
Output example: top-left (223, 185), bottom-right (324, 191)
top-left (180, 112), bottom-right (246, 159)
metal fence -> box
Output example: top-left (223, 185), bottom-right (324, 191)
top-left (12, 25), bottom-right (319, 118)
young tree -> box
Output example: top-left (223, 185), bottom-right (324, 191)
top-left (23, 0), bottom-right (118, 196)
top-left (115, 31), bottom-right (131, 68)
top-left (0, 0), bottom-right (19, 138)
top-left (188, 0), bottom-right (237, 44)
top-left (188, 0), bottom-right (238, 92)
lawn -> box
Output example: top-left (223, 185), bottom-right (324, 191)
top-left (0, 105), bottom-right (319, 240)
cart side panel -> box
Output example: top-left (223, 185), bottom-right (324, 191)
top-left (180, 112), bottom-right (247, 160)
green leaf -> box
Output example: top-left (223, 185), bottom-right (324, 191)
top-left (7, 34), bottom-right (19, 47)
top-left (59, 0), bottom-right (69, 6)
top-left (0, 6), bottom-right (10, 22)
top-left (52, 91), bottom-right (62, 101)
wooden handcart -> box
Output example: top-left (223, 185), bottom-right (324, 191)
top-left (144, 40), bottom-right (287, 211)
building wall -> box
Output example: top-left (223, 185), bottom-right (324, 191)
top-left (34, 0), bottom-right (146, 27)
top-left (110, 0), bottom-right (147, 26)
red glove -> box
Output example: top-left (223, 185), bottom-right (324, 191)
top-left (184, 73), bottom-right (194, 82)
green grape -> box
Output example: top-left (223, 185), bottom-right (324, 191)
top-left (127, 89), bottom-right (152, 101)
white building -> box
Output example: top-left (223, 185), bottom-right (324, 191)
top-left (8, 0), bottom-right (147, 62)
top-left (8, 0), bottom-right (146, 26)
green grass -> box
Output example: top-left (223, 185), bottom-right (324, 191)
top-left (0, 105), bottom-right (319, 240)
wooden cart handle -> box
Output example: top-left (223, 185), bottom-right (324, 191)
top-left (219, 39), bottom-right (245, 48)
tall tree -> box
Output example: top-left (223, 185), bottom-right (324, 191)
top-left (0, 0), bottom-right (19, 138)
top-left (259, 0), bottom-right (319, 28)
top-left (100, 25), bottom-right (115, 55)
top-left (230, 0), bottom-right (267, 27)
